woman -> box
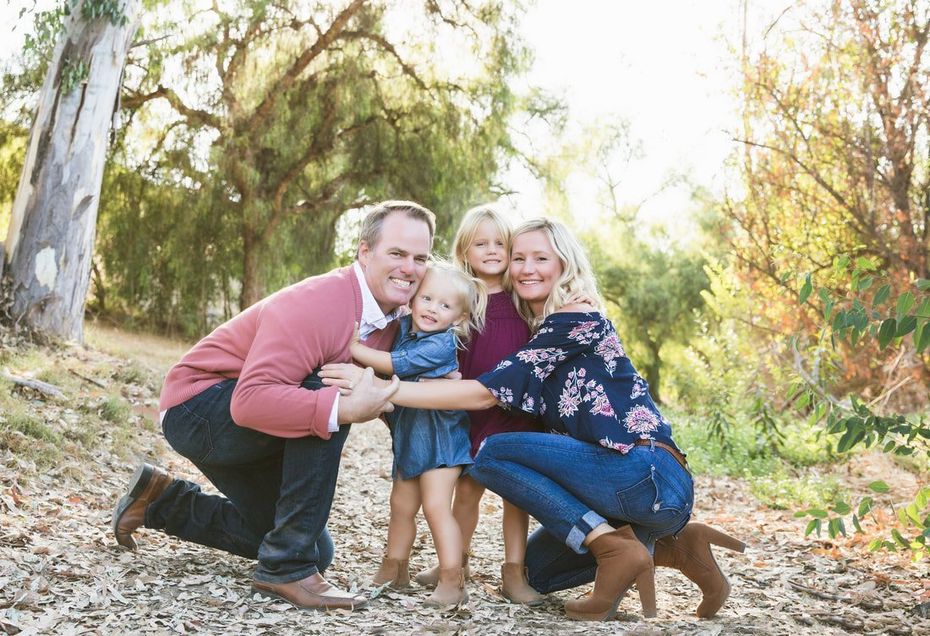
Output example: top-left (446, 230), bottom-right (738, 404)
top-left (322, 218), bottom-right (744, 620)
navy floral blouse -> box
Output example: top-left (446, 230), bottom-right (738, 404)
top-left (476, 312), bottom-right (681, 454)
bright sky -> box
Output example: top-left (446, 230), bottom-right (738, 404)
top-left (503, 0), bottom-right (791, 236)
top-left (1, 0), bottom-right (792, 239)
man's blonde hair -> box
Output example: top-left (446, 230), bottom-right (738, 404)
top-left (421, 260), bottom-right (488, 342)
top-left (510, 218), bottom-right (603, 329)
top-left (451, 205), bottom-right (513, 283)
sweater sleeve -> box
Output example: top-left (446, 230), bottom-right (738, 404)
top-left (229, 294), bottom-right (342, 439)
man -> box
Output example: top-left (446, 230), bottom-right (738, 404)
top-left (112, 201), bottom-right (435, 610)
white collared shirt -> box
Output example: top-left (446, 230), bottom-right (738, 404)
top-left (326, 263), bottom-right (406, 429)
top-left (353, 261), bottom-right (404, 340)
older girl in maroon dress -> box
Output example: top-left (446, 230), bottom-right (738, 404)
top-left (414, 206), bottom-right (545, 604)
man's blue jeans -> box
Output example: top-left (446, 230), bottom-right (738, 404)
top-left (146, 376), bottom-right (343, 584)
top-left (470, 432), bottom-right (693, 592)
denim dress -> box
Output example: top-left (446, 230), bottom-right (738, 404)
top-left (386, 316), bottom-right (474, 480)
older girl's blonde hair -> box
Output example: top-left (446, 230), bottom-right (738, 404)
top-left (451, 205), bottom-right (513, 281)
top-left (510, 218), bottom-right (603, 330)
top-left (422, 260), bottom-right (488, 343)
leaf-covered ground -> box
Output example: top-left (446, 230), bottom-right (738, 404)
top-left (1, 328), bottom-right (928, 635)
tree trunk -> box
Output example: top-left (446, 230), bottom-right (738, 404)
top-left (3, 0), bottom-right (139, 343)
top-left (645, 338), bottom-right (662, 405)
top-left (240, 227), bottom-right (264, 309)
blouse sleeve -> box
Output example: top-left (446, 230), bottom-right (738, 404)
top-left (391, 331), bottom-right (459, 380)
top-left (476, 315), bottom-right (601, 416)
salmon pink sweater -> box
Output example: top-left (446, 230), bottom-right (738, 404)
top-left (158, 266), bottom-right (398, 439)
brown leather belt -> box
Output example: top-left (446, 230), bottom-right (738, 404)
top-left (634, 439), bottom-right (688, 470)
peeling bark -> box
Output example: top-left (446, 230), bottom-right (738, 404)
top-left (3, 1), bottom-right (140, 342)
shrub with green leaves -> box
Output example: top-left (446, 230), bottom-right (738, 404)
top-left (793, 256), bottom-right (930, 556)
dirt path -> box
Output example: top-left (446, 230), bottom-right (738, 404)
top-left (1, 333), bottom-right (927, 634)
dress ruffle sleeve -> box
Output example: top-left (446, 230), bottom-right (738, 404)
top-left (476, 315), bottom-right (599, 416)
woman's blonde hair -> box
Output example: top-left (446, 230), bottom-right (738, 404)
top-left (421, 260), bottom-right (488, 343)
top-left (510, 218), bottom-right (603, 329)
top-left (451, 205), bottom-right (513, 281)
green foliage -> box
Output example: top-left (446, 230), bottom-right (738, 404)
top-left (719, 0), bottom-right (930, 412)
top-left (68, 0), bottom-right (541, 332)
top-left (71, 0), bottom-right (130, 26)
top-left (792, 256), bottom-right (930, 556)
top-left (99, 395), bottom-right (130, 422)
top-left (59, 56), bottom-right (89, 93)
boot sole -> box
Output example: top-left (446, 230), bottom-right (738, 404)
top-left (251, 585), bottom-right (368, 610)
top-left (564, 586), bottom-right (629, 621)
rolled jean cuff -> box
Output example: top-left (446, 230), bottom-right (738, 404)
top-left (566, 510), bottom-right (608, 554)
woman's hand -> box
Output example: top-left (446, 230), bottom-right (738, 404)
top-left (320, 362), bottom-right (366, 395)
top-left (565, 291), bottom-right (597, 308)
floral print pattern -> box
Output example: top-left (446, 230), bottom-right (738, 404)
top-left (594, 333), bottom-right (625, 374)
top-left (489, 386), bottom-right (514, 404)
top-left (516, 347), bottom-right (567, 380)
top-left (567, 321), bottom-right (600, 345)
top-left (477, 312), bottom-right (679, 456)
top-left (623, 405), bottom-right (661, 434)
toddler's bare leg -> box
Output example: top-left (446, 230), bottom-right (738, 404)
top-left (385, 476), bottom-right (421, 560)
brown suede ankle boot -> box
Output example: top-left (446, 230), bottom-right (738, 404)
top-left (415, 552), bottom-right (470, 588)
top-left (563, 526), bottom-right (652, 621)
top-left (653, 522), bottom-right (746, 618)
top-left (500, 562), bottom-right (545, 605)
top-left (371, 557), bottom-right (411, 590)
top-left (423, 566), bottom-right (468, 607)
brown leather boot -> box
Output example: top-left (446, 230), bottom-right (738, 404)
top-left (371, 556), bottom-right (411, 590)
top-left (415, 552), bottom-right (470, 588)
top-left (112, 463), bottom-right (173, 550)
top-left (653, 522), bottom-right (746, 618)
top-left (563, 526), bottom-right (652, 621)
top-left (423, 566), bottom-right (468, 607)
top-left (500, 562), bottom-right (545, 605)
top-left (252, 573), bottom-right (367, 610)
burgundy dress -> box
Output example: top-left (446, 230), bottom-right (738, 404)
top-left (458, 291), bottom-right (542, 457)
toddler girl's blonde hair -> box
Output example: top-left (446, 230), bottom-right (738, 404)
top-left (451, 205), bottom-right (513, 281)
top-left (424, 260), bottom-right (488, 342)
top-left (510, 218), bottom-right (603, 330)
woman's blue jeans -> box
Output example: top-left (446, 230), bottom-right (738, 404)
top-left (146, 376), bottom-right (341, 584)
top-left (470, 432), bottom-right (693, 593)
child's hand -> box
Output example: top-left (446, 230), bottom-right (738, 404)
top-left (565, 291), bottom-right (596, 307)
top-left (351, 321), bottom-right (361, 346)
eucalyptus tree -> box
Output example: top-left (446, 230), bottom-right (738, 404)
top-left (3, 0), bottom-right (139, 342)
top-left (117, 0), bottom-right (527, 310)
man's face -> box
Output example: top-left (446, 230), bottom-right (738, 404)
top-left (358, 212), bottom-right (431, 313)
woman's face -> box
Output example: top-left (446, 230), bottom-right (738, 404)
top-left (509, 230), bottom-right (563, 311)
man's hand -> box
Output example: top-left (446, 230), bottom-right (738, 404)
top-left (335, 367), bottom-right (399, 424)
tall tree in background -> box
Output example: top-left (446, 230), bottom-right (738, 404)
top-left (3, 0), bottom-right (139, 342)
top-left (116, 0), bottom-right (527, 310)
top-left (729, 0), bottom-right (929, 323)
top-left (720, 0), bottom-right (930, 401)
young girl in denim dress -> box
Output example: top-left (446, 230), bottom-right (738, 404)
top-left (413, 206), bottom-right (545, 605)
top-left (349, 260), bottom-right (487, 607)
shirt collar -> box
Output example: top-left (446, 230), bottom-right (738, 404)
top-left (353, 262), bottom-right (404, 339)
